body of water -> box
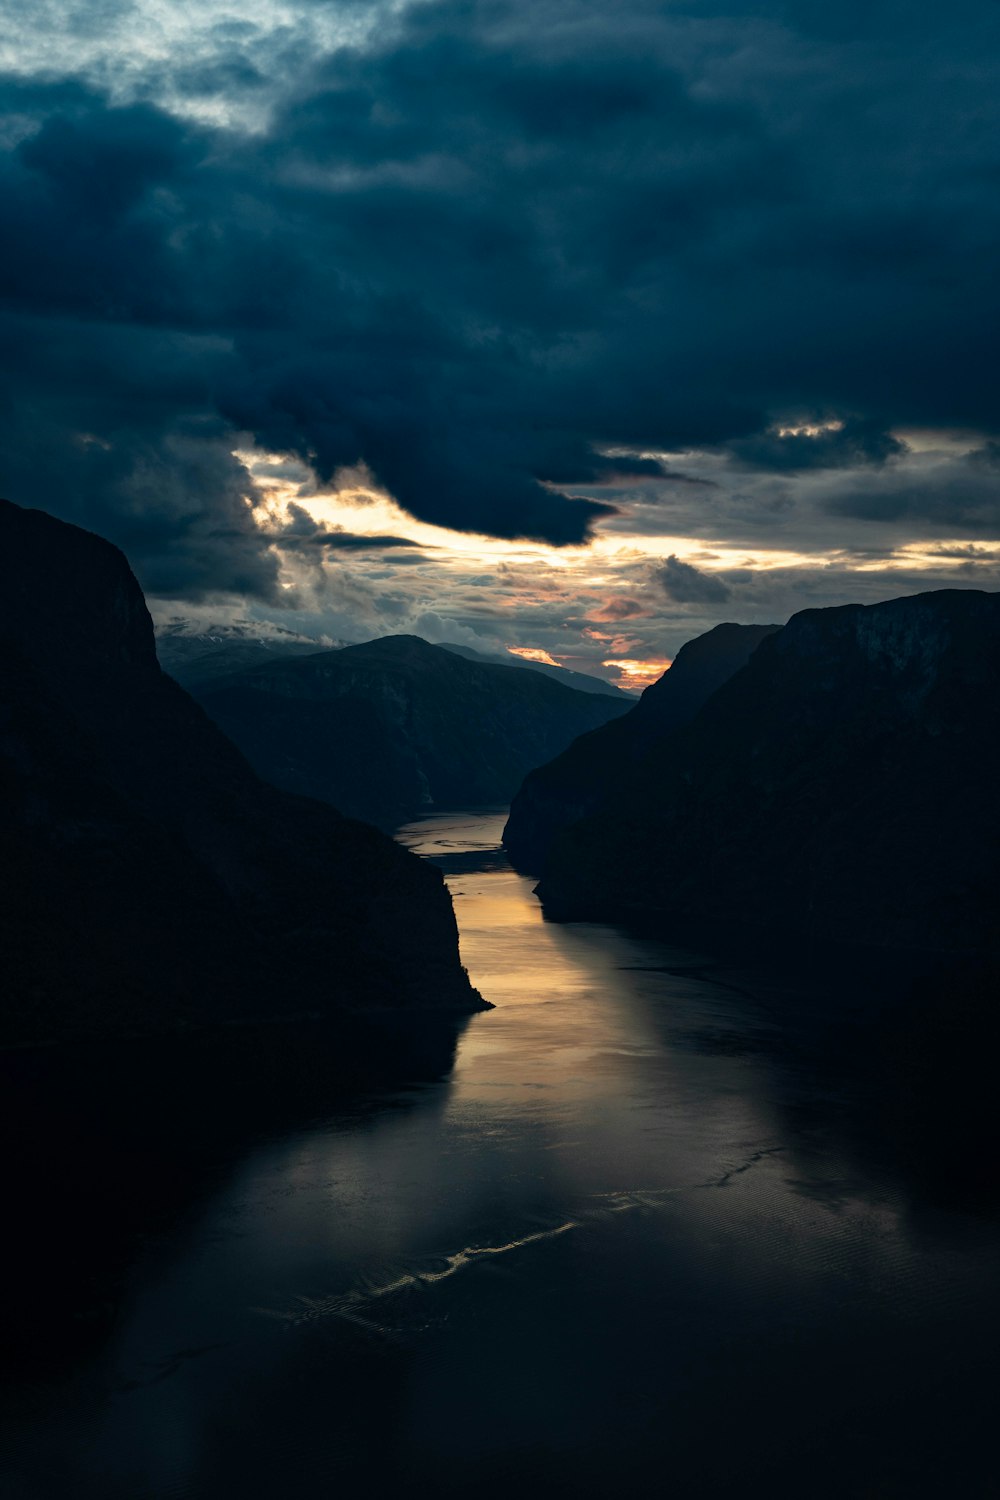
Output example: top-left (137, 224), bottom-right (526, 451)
top-left (3, 811), bottom-right (997, 1497)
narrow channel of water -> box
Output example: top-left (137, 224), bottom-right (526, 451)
top-left (4, 811), bottom-right (997, 1497)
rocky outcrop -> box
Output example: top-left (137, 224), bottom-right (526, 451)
top-left (538, 590), bottom-right (1000, 955)
top-left (192, 635), bottom-right (631, 828)
top-left (502, 622), bottom-right (779, 871)
top-left (0, 500), bottom-right (483, 1046)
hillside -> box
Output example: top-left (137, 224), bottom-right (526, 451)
top-left (438, 642), bottom-right (632, 699)
top-left (193, 635), bottom-right (631, 827)
top-left (156, 620), bottom-right (339, 687)
top-left (503, 623), bottom-right (779, 871)
top-left (538, 591), bottom-right (1000, 955)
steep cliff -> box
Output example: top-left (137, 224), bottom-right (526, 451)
top-left (192, 635), bottom-right (631, 827)
top-left (538, 591), bottom-right (1000, 955)
top-left (0, 500), bottom-right (482, 1045)
top-left (503, 623), bottom-right (779, 871)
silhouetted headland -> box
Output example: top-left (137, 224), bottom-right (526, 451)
top-left (536, 590), bottom-right (1000, 955)
top-left (503, 621), bottom-right (778, 871)
top-left (0, 498), bottom-right (485, 1047)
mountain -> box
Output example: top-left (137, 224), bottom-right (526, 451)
top-left (438, 641), bottom-right (632, 699)
top-left (0, 500), bottom-right (482, 1046)
top-left (503, 623), bottom-right (780, 871)
top-left (537, 590), bottom-right (1000, 955)
top-left (156, 619), bottom-right (341, 688)
top-left (192, 635), bottom-right (632, 827)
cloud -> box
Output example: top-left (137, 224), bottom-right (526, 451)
top-left (728, 418), bottom-right (906, 473)
top-left (822, 464), bottom-right (1000, 534)
top-left (305, 531), bottom-right (424, 550)
top-left (656, 555), bottom-right (732, 604)
top-left (969, 442), bottom-right (1000, 470)
top-left (0, 0), bottom-right (998, 603)
top-left (588, 595), bottom-right (648, 620)
top-left (406, 610), bottom-right (493, 649)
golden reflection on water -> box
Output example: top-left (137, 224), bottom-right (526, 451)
top-left (10, 816), bottom-right (999, 1500)
top-left (394, 811), bottom-right (770, 1185)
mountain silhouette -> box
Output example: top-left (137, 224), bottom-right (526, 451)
top-left (538, 590), bottom-right (1000, 955)
top-left (156, 620), bottom-right (342, 687)
top-left (438, 641), bottom-right (631, 698)
top-left (503, 623), bottom-right (779, 871)
top-left (0, 500), bottom-right (483, 1045)
top-left (190, 635), bottom-right (631, 827)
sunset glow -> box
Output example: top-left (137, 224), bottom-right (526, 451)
top-left (603, 658), bottom-right (673, 691)
top-left (507, 646), bottom-right (562, 668)
top-left (216, 442), bottom-right (1000, 693)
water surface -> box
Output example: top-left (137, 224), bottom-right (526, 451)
top-left (4, 812), bottom-right (997, 1497)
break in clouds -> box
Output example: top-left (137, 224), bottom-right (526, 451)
top-left (1, 0), bottom-right (998, 665)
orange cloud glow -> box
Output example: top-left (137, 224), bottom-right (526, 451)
top-left (603, 657), bottom-right (672, 691)
top-left (507, 645), bottom-right (562, 668)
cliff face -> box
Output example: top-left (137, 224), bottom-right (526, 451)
top-left (502, 623), bottom-right (779, 872)
top-left (0, 500), bottom-right (482, 1045)
top-left (538, 590), bottom-right (1000, 955)
top-left (190, 635), bottom-right (631, 828)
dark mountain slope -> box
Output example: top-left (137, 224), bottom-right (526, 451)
top-left (503, 623), bottom-right (779, 871)
top-left (0, 500), bottom-right (481, 1046)
top-left (438, 641), bottom-right (631, 699)
top-left (156, 620), bottom-right (339, 688)
top-left (194, 635), bottom-right (631, 827)
top-left (538, 590), bottom-right (1000, 955)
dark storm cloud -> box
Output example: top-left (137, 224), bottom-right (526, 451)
top-left (969, 442), bottom-right (1000, 470)
top-left (656, 555), bottom-right (732, 605)
top-left (307, 532), bottom-right (424, 550)
top-left (823, 465), bottom-right (1000, 534)
top-left (589, 595), bottom-right (648, 621)
top-left (728, 419), bottom-right (906, 473)
top-left (1, 0), bottom-right (998, 597)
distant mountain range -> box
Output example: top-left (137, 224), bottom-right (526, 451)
top-left (534, 591), bottom-right (1000, 956)
top-left (437, 642), bottom-right (632, 698)
top-left (157, 620), bottom-right (630, 700)
top-left (503, 622), bottom-right (779, 871)
top-left (156, 620), bottom-right (346, 687)
top-left (189, 634), bottom-right (632, 827)
top-left (0, 500), bottom-right (482, 1046)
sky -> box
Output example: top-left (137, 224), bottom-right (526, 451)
top-left (1, 0), bottom-right (998, 687)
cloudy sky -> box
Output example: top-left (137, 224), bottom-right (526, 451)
top-left (2, 0), bottom-right (998, 685)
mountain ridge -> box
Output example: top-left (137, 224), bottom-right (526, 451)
top-left (437, 641), bottom-right (632, 698)
top-left (155, 620), bottom-right (346, 687)
top-left (192, 634), bottom-right (632, 827)
top-left (503, 622), bottom-right (780, 872)
top-left (537, 589), bottom-right (1000, 955)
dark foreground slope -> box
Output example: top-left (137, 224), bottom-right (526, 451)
top-left (539, 591), bottom-right (1000, 954)
top-left (503, 623), bottom-right (779, 871)
top-left (0, 501), bottom-right (482, 1045)
top-left (193, 635), bottom-right (631, 827)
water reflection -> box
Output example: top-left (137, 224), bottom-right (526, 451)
top-left (3, 812), bottom-right (998, 1498)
